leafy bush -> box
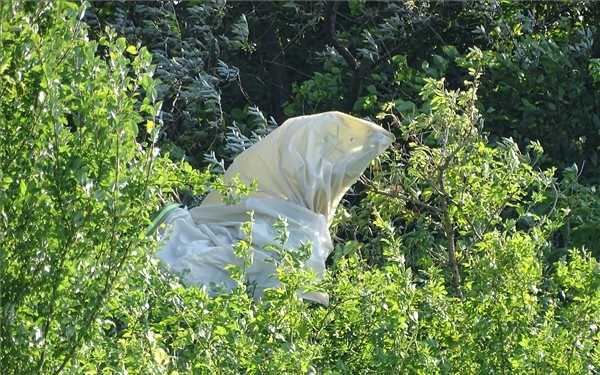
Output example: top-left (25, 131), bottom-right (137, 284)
top-left (552, 164), bottom-right (600, 259)
top-left (85, 1), bottom-right (600, 185)
top-left (0, 1), bottom-right (208, 373)
top-left (2, 2), bottom-right (599, 374)
top-left (466, 1), bottom-right (600, 183)
top-left (129, 74), bottom-right (597, 374)
top-left (85, 1), bottom-right (277, 170)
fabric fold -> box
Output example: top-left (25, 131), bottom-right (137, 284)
top-left (155, 111), bottom-right (394, 304)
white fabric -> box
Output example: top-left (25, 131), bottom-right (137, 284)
top-left (155, 111), bottom-right (394, 304)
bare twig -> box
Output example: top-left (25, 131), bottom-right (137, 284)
top-left (441, 196), bottom-right (463, 299)
top-left (360, 176), bottom-right (443, 214)
top-left (324, 2), bottom-right (358, 72)
top-left (324, 1), bottom-right (360, 111)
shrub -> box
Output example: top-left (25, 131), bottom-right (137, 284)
top-left (2, 2), bottom-right (598, 374)
top-left (0, 1), bottom-right (208, 373)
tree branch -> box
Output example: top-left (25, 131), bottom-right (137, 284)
top-left (367, 185), bottom-right (443, 215)
top-left (324, 1), bottom-right (360, 111)
top-left (324, 1), bottom-right (358, 72)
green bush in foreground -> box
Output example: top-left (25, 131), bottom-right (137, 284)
top-left (0, 1), bottom-right (207, 373)
top-left (1, 2), bottom-right (598, 374)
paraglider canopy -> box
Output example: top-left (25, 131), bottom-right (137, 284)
top-left (201, 111), bottom-right (394, 226)
top-left (155, 111), bottom-right (394, 304)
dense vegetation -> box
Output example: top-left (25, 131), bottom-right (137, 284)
top-left (1, 1), bottom-right (599, 374)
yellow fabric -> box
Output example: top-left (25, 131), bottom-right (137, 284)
top-left (156, 112), bottom-right (394, 304)
top-left (201, 111), bottom-right (394, 226)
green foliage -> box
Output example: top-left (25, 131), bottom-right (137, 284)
top-left (459, 2), bottom-right (600, 182)
top-left (86, 1), bottom-right (600, 184)
top-left (553, 164), bottom-right (600, 259)
top-left (0, 1), bottom-right (208, 373)
top-left (85, 1), bottom-right (275, 170)
top-left (327, 76), bottom-right (599, 373)
top-left (3, 1), bottom-right (600, 374)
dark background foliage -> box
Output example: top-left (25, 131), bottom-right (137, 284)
top-left (86, 1), bottom-right (600, 180)
top-left (83, 0), bottom-right (600, 256)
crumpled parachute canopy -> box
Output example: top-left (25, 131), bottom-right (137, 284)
top-left (156, 111), bottom-right (394, 304)
top-left (201, 111), bottom-right (394, 226)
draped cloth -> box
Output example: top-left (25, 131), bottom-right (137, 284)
top-left (155, 111), bottom-right (394, 304)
